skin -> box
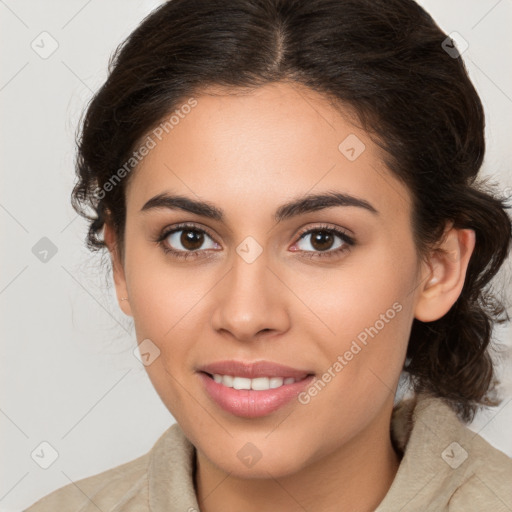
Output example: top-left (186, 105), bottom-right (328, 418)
top-left (104, 81), bottom-right (475, 512)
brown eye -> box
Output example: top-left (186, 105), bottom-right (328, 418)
top-left (178, 229), bottom-right (205, 251)
top-left (295, 227), bottom-right (352, 254)
top-left (308, 230), bottom-right (336, 251)
top-left (157, 223), bottom-right (220, 259)
top-left (290, 224), bottom-right (356, 260)
top-left (164, 228), bottom-right (217, 252)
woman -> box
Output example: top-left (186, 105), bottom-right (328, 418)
top-left (26, 0), bottom-right (512, 510)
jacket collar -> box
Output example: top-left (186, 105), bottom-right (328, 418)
top-left (147, 392), bottom-right (475, 511)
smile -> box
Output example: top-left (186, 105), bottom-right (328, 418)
top-left (208, 373), bottom-right (306, 390)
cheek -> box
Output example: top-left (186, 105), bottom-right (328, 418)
top-left (301, 240), bottom-right (417, 377)
top-left (124, 242), bottom-right (216, 404)
top-left (124, 240), bottom-right (205, 335)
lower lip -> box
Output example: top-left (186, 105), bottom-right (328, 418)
top-left (197, 372), bottom-right (315, 418)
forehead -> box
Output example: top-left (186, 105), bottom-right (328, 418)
top-left (126, 82), bottom-right (411, 223)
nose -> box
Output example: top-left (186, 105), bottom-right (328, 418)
top-left (210, 247), bottom-right (290, 342)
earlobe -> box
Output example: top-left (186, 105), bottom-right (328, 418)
top-left (104, 222), bottom-right (133, 317)
top-left (414, 226), bottom-right (476, 322)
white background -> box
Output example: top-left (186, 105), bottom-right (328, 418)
top-left (1, 1), bottom-right (511, 511)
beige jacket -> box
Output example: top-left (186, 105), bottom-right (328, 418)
top-left (25, 392), bottom-right (512, 511)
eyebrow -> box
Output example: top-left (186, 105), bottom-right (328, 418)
top-left (140, 190), bottom-right (379, 223)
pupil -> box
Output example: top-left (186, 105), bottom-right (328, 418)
top-left (312, 231), bottom-right (333, 251)
top-left (178, 230), bottom-right (334, 252)
top-left (182, 230), bottom-right (203, 250)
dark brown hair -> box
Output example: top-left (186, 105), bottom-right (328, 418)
top-left (72, 0), bottom-right (512, 422)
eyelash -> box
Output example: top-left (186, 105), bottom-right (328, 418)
top-left (154, 222), bottom-right (355, 261)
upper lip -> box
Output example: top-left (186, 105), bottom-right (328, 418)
top-left (197, 360), bottom-right (314, 379)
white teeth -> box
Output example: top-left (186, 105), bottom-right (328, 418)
top-left (233, 377), bottom-right (252, 390)
top-left (269, 377), bottom-right (284, 389)
top-left (211, 374), bottom-right (300, 390)
top-left (251, 377), bottom-right (270, 390)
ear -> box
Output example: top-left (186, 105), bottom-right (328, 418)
top-left (414, 223), bottom-right (476, 322)
top-left (104, 221), bottom-right (132, 317)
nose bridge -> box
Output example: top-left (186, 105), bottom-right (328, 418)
top-left (211, 238), bottom-right (288, 339)
top-left (226, 242), bottom-right (271, 315)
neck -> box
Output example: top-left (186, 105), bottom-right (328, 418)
top-left (194, 403), bottom-right (402, 512)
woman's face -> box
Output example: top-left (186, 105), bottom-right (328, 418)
top-left (111, 81), bottom-right (428, 477)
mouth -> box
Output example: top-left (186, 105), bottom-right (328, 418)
top-left (200, 371), bottom-right (314, 391)
top-left (196, 359), bottom-right (315, 381)
top-left (196, 363), bottom-right (316, 418)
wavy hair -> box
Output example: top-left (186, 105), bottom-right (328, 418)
top-left (71, 0), bottom-right (512, 422)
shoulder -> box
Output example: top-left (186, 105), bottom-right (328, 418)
top-left (380, 392), bottom-right (512, 511)
top-left (447, 415), bottom-right (512, 511)
top-left (24, 423), bottom-right (193, 512)
top-left (418, 394), bottom-right (512, 510)
top-left (24, 451), bottom-right (150, 512)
